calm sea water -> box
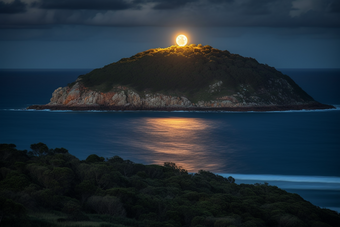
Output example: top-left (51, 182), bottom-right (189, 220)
top-left (1, 68), bottom-right (340, 212)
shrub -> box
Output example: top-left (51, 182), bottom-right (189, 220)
top-left (30, 142), bottom-right (50, 156)
top-left (86, 154), bottom-right (105, 163)
top-left (87, 195), bottom-right (126, 217)
top-left (0, 197), bottom-right (29, 227)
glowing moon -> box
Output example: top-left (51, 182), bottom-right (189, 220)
top-left (176, 35), bottom-right (188, 46)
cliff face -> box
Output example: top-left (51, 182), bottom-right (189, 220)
top-left (48, 78), bottom-right (314, 108)
top-left (49, 81), bottom-right (192, 107)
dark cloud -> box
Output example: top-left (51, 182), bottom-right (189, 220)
top-left (150, 0), bottom-right (234, 10)
top-left (330, 0), bottom-right (340, 13)
top-left (152, 0), bottom-right (196, 10)
top-left (0, 0), bottom-right (339, 28)
top-left (0, 0), bottom-right (27, 14)
top-left (33, 0), bottom-right (134, 10)
top-left (33, 0), bottom-right (234, 11)
top-left (208, 0), bottom-right (234, 3)
top-left (240, 0), bottom-right (274, 15)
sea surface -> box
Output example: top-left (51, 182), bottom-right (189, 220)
top-left (1, 68), bottom-right (340, 212)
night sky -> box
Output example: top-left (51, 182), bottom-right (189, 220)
top-left (1, 0), bottom-right (339, 69)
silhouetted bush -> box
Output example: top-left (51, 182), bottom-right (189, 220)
top-left (86, 154), bottom-right (105, 163)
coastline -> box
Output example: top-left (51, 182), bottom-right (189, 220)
top-left (27, 103), bottom-right (335, 112)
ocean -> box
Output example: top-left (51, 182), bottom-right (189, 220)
top-left (1, 68), bottom-right (340, 212)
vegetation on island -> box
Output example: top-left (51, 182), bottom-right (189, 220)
top-left (1, 143), bottom-right (340, 227)
top-left (78, 44), bottom-right (314, 103)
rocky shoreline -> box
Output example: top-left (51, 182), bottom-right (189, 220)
top-left (27, 103), bottom-right (335, 112)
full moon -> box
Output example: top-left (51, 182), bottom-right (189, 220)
top-left (176, 35), bottom-right (188, 46)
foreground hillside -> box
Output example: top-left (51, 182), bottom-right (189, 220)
top-left (1, 143), bottom-right (339, 227)
top-left (27, 44), bottom-right (334, 111)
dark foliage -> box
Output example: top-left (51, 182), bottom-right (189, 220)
top-left (0, 143), bottom-right (339, 227)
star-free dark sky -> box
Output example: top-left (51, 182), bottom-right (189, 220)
top-left (1, 0), bottom-right (339, 69)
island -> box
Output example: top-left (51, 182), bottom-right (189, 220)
top-left (28, 44), bottom-right (334, 111)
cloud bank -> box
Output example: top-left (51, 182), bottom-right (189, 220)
top-left (0, 0), bottom-right (339, 28)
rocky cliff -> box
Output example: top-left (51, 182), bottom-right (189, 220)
top-left (29, 44), bottom-right (334, 111)
top-left (49, 80), bottom-right (192, 108)
top-left (47, 78), bottom-right (314, 108)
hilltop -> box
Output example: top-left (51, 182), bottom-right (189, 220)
top-left (28, 44), bottom-right (334, 111)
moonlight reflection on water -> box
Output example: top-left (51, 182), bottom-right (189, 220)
top-left (126, 117), bottom-right (236, 172)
